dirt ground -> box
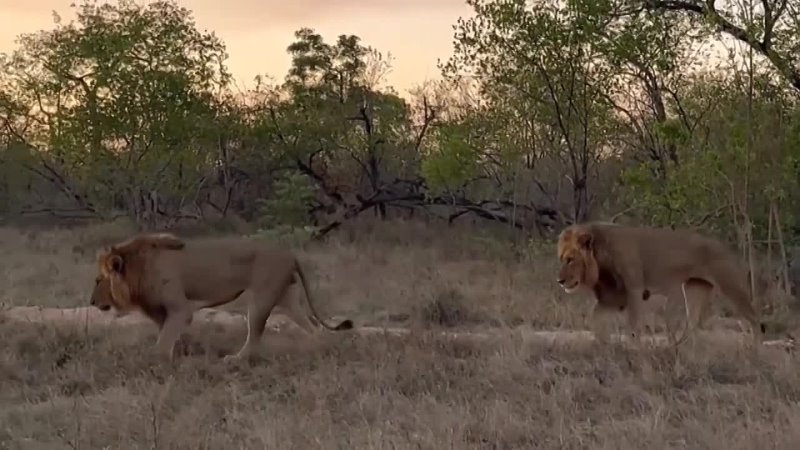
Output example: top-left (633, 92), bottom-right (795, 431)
top-left (1, 219), bottom-right (799, 449)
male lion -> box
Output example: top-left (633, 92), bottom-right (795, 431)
top-left (90, 232), bottom-right (353, 361)
top-left (556, 222), bottom-right (766, 345)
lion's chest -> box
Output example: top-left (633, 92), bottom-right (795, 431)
top-left (593, 275), bottom-right (627, 309)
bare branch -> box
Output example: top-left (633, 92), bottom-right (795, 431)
top-left (645, 0), bottom-right (800, 91)
top-left (414, 96), bottom-right (436, 152)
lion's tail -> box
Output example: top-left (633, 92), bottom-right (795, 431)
top-left (294, 260), bottom-right (354, 331)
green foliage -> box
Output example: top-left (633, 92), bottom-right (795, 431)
top-left (0, 0), bottom-right (229, 212)
top-left (439, 0), bottom-right (623, 221)
top-left (256, 171), bottom-right (316, 231)
top-left (621, 69), bottom-right (800, 243)
top-left (253, 171), bottom-right (319, 245)
top-left (421, 123), bottom-right (479, 195)
top-left (622, 154), bottom-right (723, 229)
top-left (653, 119), bottom-right (691, 148)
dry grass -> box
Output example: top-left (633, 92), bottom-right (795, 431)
top-left (2, 319), bottom-right (800, 449)
top-left (2, 218), bottom-right (800, 448)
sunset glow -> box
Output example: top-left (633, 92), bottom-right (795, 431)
top-left (0, 0), bottom-right (474, 95)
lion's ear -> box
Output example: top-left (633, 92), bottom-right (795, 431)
top-left (109, 254), bottom-right (124, 274)
top-left (576, 231), bottom-right (593, 250)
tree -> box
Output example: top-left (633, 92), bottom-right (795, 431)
top-left (0, 0), bottom-right (229, 225)
top-left (441, 0), bottom-right (621, 225)
top-left (247, 28), bottom-right (437, 235)
top-left (641, 0), bottom-right (800, 93)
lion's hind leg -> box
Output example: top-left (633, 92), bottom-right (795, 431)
top-left (663, 279), bottom-right (713, 348)
top-left (225, 273), bottom-right (292, 361)
top-left (685, 279), bottom-right (714, 338)
top-left (709, 260), bottom-right (766, 343)
top-left (274, 282), bottom-right (325, 336)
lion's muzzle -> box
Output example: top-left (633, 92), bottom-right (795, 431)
top-left (557, 277), bottom-right (579, 293)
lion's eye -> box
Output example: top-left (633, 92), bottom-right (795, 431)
top-left (565, 257), bottom-right (573, 264)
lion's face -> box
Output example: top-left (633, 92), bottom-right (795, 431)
top-left (90, 249), bottom-right (135, 315)
top-left (89, 275), bottom-right (115, 312)
top-left (556, 227), bottom-right (598, 294)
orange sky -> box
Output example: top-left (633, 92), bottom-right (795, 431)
top-left (0, 0), bottom-right (474, 96)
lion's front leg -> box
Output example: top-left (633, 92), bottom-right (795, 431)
top-left (154, 308), bottom-right (193, 361)
top-left (625, 288), bottom-right (646, 344)
top-left (613, 260), bottom-right (647, 344)
top-left (589, 302), bottom-right (614, 345)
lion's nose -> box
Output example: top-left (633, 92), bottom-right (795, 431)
top-left (556, 278), bottom-right (565, 285)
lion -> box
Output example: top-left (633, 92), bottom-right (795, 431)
top-left (556, 222), bottom-right (766, 346)
top-left (90, 232), bottom-right (353, 361)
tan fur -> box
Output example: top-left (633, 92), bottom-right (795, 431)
top-left (556, 222), bottom-right (766, 345)
top-left (90, 233), bottom-right (353, 361)
top-left (587, 275), bottom-right (714, 344)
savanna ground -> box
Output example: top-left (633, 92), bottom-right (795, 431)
top-left (2, 218), bottom-right (800, 449)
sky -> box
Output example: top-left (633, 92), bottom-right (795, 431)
top-left (0, 0), bottom-right (475, 96)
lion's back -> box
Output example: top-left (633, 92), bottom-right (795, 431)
top-left (588, 222), bottom-right (740, 281)
top-left (155, 236), bottom-right (294, 289)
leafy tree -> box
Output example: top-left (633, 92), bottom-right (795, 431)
top-left (441, 0), bottom-right (620, 224)
top-left (0, 0), bottom-right (229, 224)
top-left (640, 0), bottom-right (800, 93)
top-left (250, 28), bottom-right (434, 231)
top-left (256, 170), bottom-right (316, 234)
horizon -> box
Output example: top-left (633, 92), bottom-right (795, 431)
top-left (0, 0), bottom-right (475, 97)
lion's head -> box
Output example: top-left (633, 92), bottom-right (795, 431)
top-left (556, 225), bottom-right (600, 294)
top-left (89, 274), bottom-right (114, 312)
top-left (89, 233), bottom-right (186, 313)
top-left (89, 273), bottom-right (133, 317)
